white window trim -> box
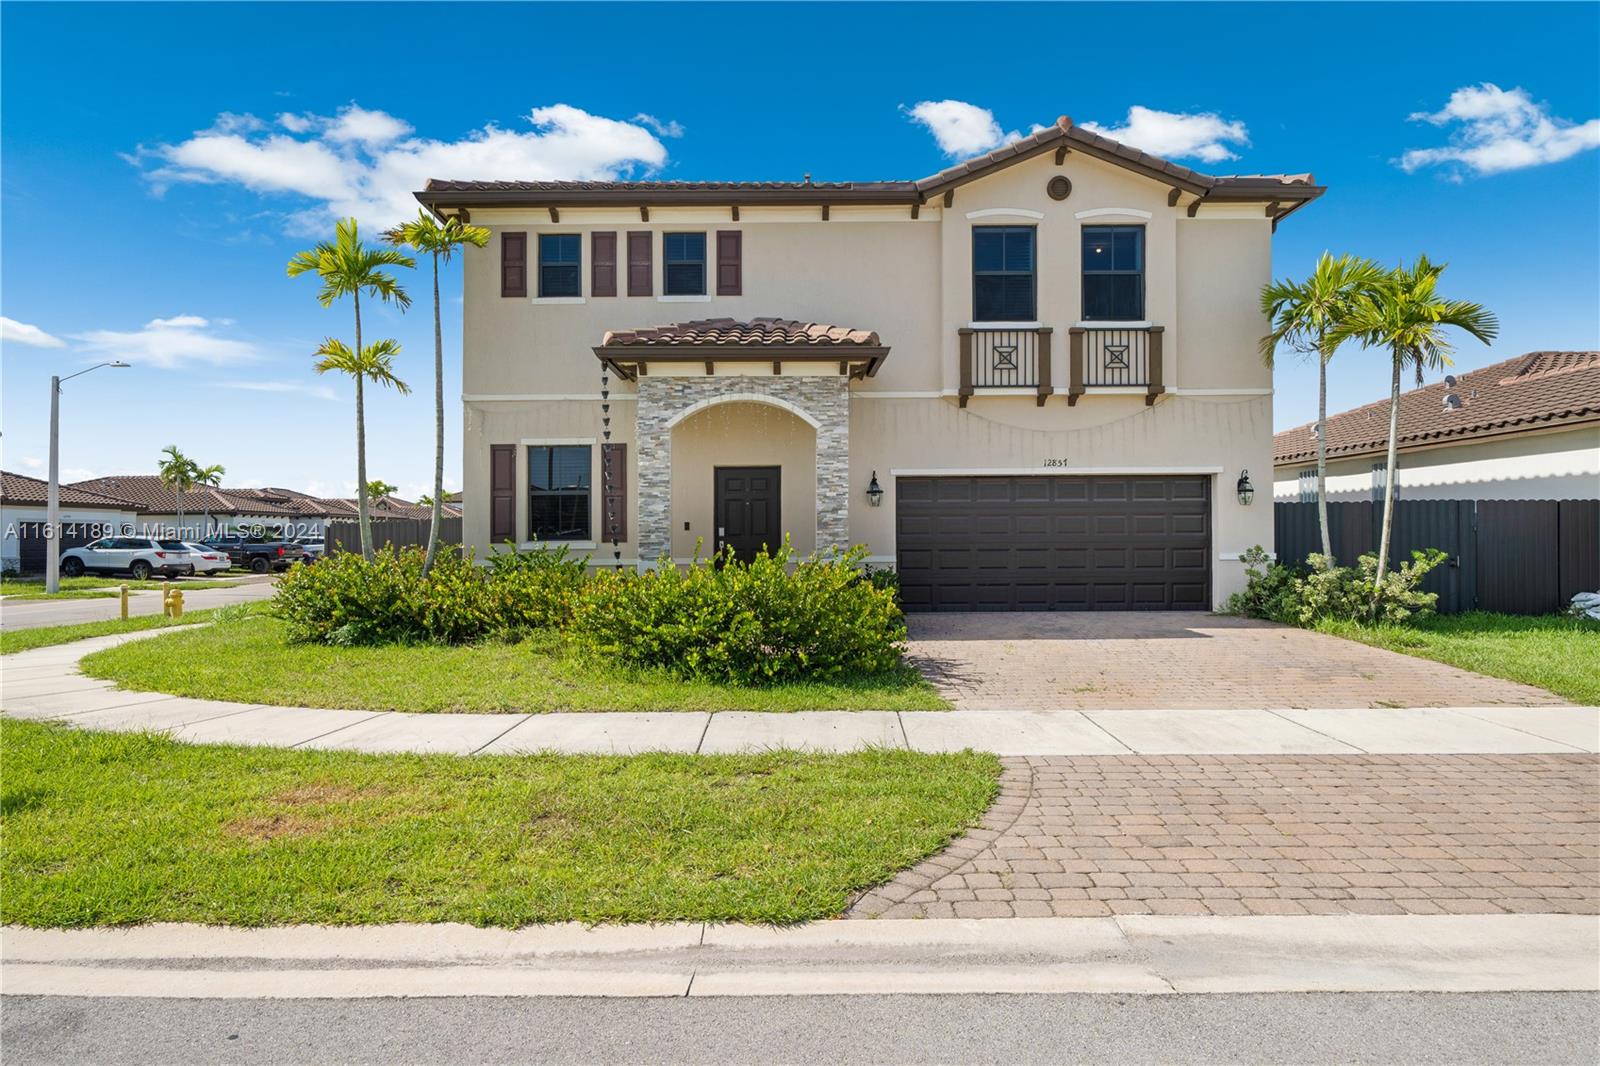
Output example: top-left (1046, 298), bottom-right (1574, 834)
top-left (966, 207), bottom-right (1045, 221)
top-left (518, 437), bottom-right (598, 549)
top-left (967, 320), bottom-right (1042, 329)
top-left (531, 296), bottom-right (586, 305)
top-left (658, 293), bottom-right (712, 302)
top-left (1073, 320), bottom-right (1153, 329)
top-left (1075, 207), bottom-right (1154, 221)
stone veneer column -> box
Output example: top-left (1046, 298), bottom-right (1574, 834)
top-left (633, 375), bottom-right (851, 565)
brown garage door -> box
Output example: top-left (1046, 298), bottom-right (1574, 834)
top-left (896, 475), bottom-right (1211, 611)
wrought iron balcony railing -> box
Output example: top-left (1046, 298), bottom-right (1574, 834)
top-left (1068, 325), bottom-right (1166, 405)
top-left (958, 326), bottom-right (1053, 407)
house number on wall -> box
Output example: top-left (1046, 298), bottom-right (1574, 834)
top-left (1042, 458), bottom-right (1070, 467)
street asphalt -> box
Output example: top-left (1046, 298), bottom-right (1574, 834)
top-left (0, 576), bottom-right (277, 631)
top-left (3, 992), bottom-right (1595, 1065)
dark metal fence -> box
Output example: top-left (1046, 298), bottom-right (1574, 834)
top-left (1275, 499), bottom-right (1599, 615)
top-left (324, 516), bottom-right (462, 556)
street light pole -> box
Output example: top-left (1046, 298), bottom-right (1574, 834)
top-left (45, 361), bottom-right (130, 593)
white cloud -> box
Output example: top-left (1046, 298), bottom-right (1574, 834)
top-left (73, 315), bottom-right (259, 369)
top-left (1, 316), bottom-right (66, 349)
top-left (904, 100), bottom-right (1020, 158)
top-left (1400, 83), bottom-right (1600, 177)
top-left (20, 456), bottom-right (43, 470)
top-left (133, 103), bottom-right (672, 229)
top-left (1080, 106), bottom-right (1249, 163)
top-left (216, 380), bottom-right (337, 401)
top-left (632, 113), bottom-right (684, 138)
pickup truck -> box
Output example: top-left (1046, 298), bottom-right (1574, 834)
top-left (201, 535), bottom-right (307, 574)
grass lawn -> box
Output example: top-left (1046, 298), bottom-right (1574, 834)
top-left (0, 607), bottom-right (236, 656)
top-left (79, 611), bottom-right (949, 712)
top-left (1, 575), bottom-right (241, 600)
top-left (1318, 611), bottom-right (1600, 704)
top-left (0, 719), bottom-right (998, 926)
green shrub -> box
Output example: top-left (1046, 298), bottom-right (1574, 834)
top-left (1227, 545), bottom-right (1446, 626)
top-left (568, 542), bottom-right (907, 684)
top-left (274, 545), bottom-right (584, 645)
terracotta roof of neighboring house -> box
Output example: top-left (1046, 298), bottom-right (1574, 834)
top-left (1273, 351), bottom-right (1600, 465)
top-left (0, 471), bottom-right (144, 509)
top-left (67, 476), bottom-right (305, 517)
top-left (417, 116), bottom-right (1323, 225)
top-left (600, 318), bottom-right (882, 349)
top-left (224, 487), bottom-right (354, 518)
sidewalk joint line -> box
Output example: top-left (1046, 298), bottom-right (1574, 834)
top-left (896, 711), bottom-right (910, 749)
top-left (470, 715), bottom-right (535, 755)
top-left (1451, 707), bottom-right (1589, 751)
top-left (1078, 710), bottom-right (1138, 754)
top-left (1265, 708), bottom-right (1368, 753)
top-left (288, 710), bottom-right (393, 749)
top-left (695, 712), bottom-right (713, 754)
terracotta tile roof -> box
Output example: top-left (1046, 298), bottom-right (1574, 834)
top-left (600, 317), bottom-right (882, 349)
top-left (1273, 351), bottom-right (1600, 465)
top-left (417, 115), bottom-right (1322, 218)
top-left (0, 471), bottom-right (144, 509)
top-left (67, 476), bottom-right (306, 517)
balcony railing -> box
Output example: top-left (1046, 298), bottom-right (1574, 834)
top-left (958, 326), bottom-right (1053, 407)
top-left (1068, 325), bottom-right (1165, 405)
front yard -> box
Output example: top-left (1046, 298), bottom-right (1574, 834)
top-left (78, 609), bottom-right (948, 713)
top-left (1317, 611), bottom-right (1600, 705)
top-left (0, 719), bottom-right (997, 926)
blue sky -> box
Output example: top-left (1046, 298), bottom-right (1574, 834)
top-left (3, 1), bottom-right (1597, 497)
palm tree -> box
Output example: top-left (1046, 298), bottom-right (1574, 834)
top-left (1330, 257), bottom-right (1497, 587)
top-left (193, 462), bottom-right (225, 540)
top-left (288, 218), bottom-right (414, 559)
top-left (366, 479), bottom-right (398, 500)
top-left (312, 338), bottom-right (412, 559)
top-left (1260, 253), bottom-right (1387, 562)
top-left (157, 447), bottom-right (226, 540)
top-left (386, 210), bottom-right (489, 575)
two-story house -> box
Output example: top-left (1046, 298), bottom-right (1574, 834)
top-left (418, 115), bottom-right (1323, 611)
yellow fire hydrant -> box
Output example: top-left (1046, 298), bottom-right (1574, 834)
top-left (169, 588), bottom-right (184, 619)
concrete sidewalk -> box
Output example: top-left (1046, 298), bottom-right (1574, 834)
top-left (3, 632), bottom-right (1596, 755)
top-left (4, 915), bottom-right (1594, 998)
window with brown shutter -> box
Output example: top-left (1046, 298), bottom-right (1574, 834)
top-left (490, 444), bottom-right (515, 542)
top-left (501, 233), bottom-right (527, 298)
top-left (716, 230), bottom-right (742, 296)
top-left (591, 232), bottom-right (617, 297)
top-left (626, 231), bottom-right (652, 297)
top-left (601, 442), bottom-right (627, 542)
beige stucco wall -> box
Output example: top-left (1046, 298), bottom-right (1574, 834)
top-left (457, 148), bottom-right (1284, 604)
top-left (1273, 424), bottom-right (1600, 502)
top-left (669, 401), bottom-right (817, 560)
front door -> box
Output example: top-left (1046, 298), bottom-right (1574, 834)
top-left (715, 466), bottom-right (781, 562)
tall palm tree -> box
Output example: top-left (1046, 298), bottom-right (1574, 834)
top-left (312, 338), bottom-right (412, 559)
top-left (366, 479), bottom-right (398, 500)
top-left (1260, 253), bottom-right (1387, 562)
top-left (193, 462), bottom-right (225, 539)
top-left (386, 210), bottom-right (489, 576)
top-left (157, 447), bottom-right (226, 540)
top-left (288, 218), bottom-right (414, 559)
top-left (1330, 257), bottom-right (1497, 587)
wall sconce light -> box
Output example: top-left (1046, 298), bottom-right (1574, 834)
top-left (866, 471), bottom-right (884, 507)
top-left (1236, 470), bottom-right (1255, 505)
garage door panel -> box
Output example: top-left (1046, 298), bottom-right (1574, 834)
top-left (897, 475), bottom-right (1211, 612)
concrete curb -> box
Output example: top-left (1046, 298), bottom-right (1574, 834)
top-left (3, 631), bottom-right (1596, 755)
top-left (4, 915), bottom-right (1594, 998)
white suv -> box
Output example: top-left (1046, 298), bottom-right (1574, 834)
top-left (60, 537), bottom-right (193, 581)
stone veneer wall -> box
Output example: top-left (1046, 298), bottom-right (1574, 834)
top-left (635, 375), bottom-right (850, 563)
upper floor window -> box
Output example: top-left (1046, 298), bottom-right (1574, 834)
top-left (1082, 225), bottom-right (1144, 321)
top-left (538, 234), bottom-right (581, 297)
top-left (972, 226), bottom-right (1036, 322)
top-left (528, 444), bottom-right (591, 542)
top-left (663, 232), bottom-right (707, 295)
top-left (1298, 468), bottom-right (1318, 504)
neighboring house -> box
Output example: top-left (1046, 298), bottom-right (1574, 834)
top-left (420, 115), bottom-right (1324, 610)
top-left (1274, 351), bottom-right (1600, 503)
top-left (68, 476), bottom-right (306, 539)
top-left (0, 471), bottom-right (144, 574)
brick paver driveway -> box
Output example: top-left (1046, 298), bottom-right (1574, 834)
top-left (849, 754), bottom-right (1599, 919)
top-left (906, 611), bottom-right (1562, 709)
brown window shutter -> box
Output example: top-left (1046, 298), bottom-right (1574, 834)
top-left (601, 442), bottom-right (627, 543)
top-left (501, 233), bottom-right (527, 297)
top-left (591, 232), bottom-right (617, 297)
top-left (716, 230), bottom-right (742, 296)
top-left (626, 231), bottom-right (652, 297)
top-left (489, 444), bottom-right (515, 542)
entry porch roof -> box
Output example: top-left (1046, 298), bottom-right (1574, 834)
top-left (593, 317), bottom-right (890, 381)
